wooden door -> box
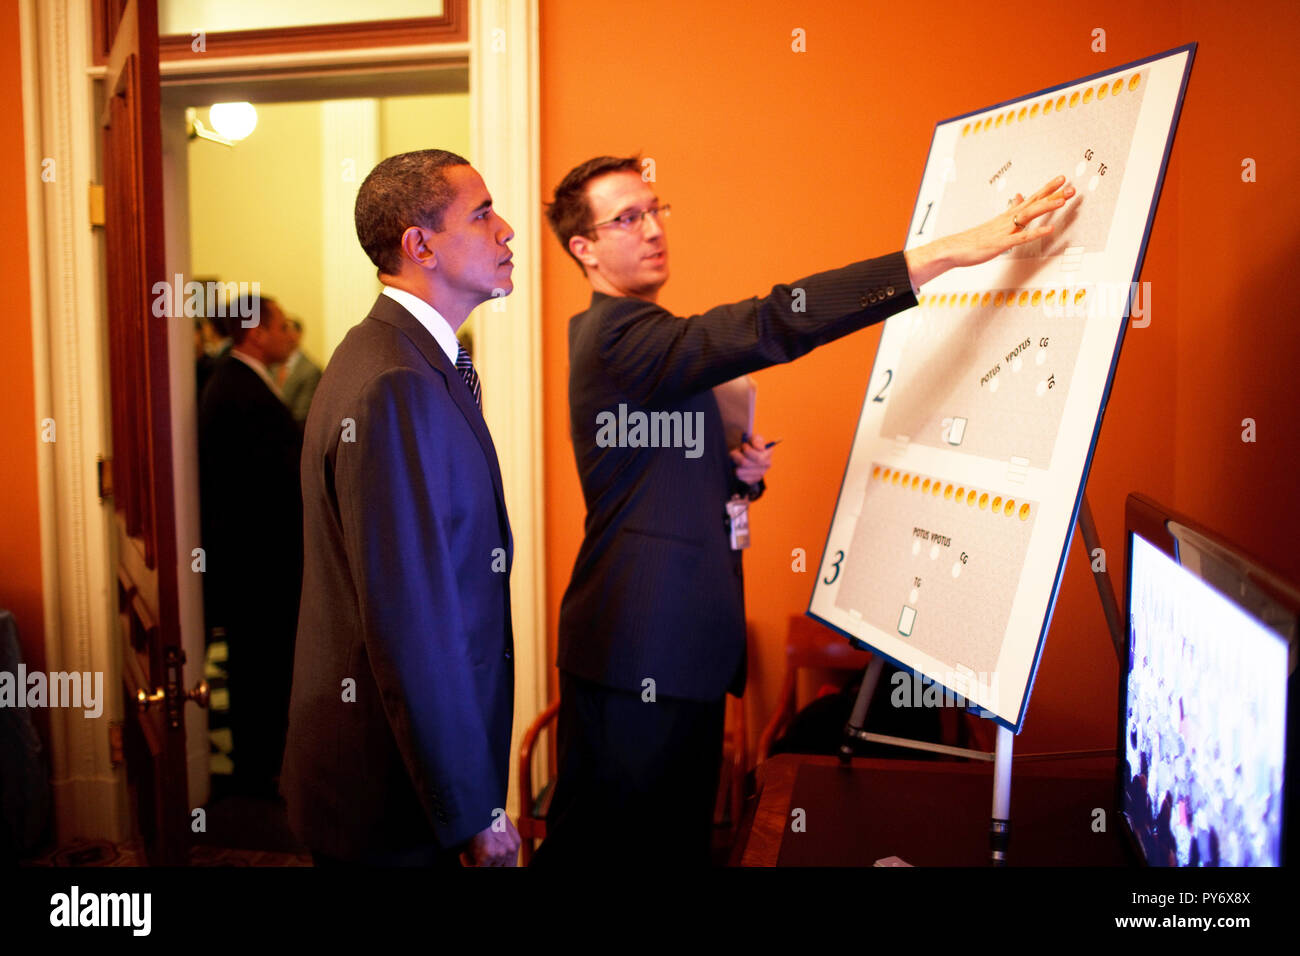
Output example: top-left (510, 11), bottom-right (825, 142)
top-left (100, 0), bottom-right (191, 866)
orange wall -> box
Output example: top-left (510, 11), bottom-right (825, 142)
top-left (540, 0), bottom-right (1300, 757)
top-left (0, 0), bottom-right (46, 673)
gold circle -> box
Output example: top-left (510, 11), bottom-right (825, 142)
top-left (959, 293), bottom-right (969, 307)
top-left (992, 496), bottom-right (1003, 512)
top-left (882, 468), bottom-right (891, 481)
top-left (1004, 498), bottom-right (1016, 516)
top-left (993, 291), bottom-right (1005, 307)
top-left (872, 465), bottom-right (881, 480)
top-left (962, 122), bottom-right (971, 136)
top-left (893, 471), bottom-right (902, 485)
top-left (1097, 83), bottom-right (1108, 101)
top-left (1055, 95), bottom-right (1067, 111)
top-left (1017, 107), bottom-right (1027, 122)
top-left (995, 113), bottom-right (1004, 128)
top-left (1018, 290), bottom-right (1030, 307)
top-left (1074, 289), bottom-right (1087, 305)
top-left (1030, 103), bottom-right (1040, 117)
top-left (1069, 91), bottom-right (1080, 108)
top-left (1111, 78), bottom-right (1123, 97)
top-left (1019, 503), bottom-right (1031, 521)
top-left (944, 484), bottom-right (954, 499)
top-left (911, 475), bottom-right (921, 490)
top-left (922, 478), bottom-right (931, 493)
top-left (1031, 290), bottom-right (1042, 308)
top-left (938, 293), bottom-right (948, 307)
top-left (955, 486), bottom-right (965, 501)
top-left (1129, 73), bottom-right (1141, 92)
top-left (932, 481), bottom-right (941, 497)
top-left (966, 489), bottom-right (977, 506)
top-left (1045, 289), bottom-right (1056, 305)
top-left (979, 492), bottom-right (989, 509)
top-left (1042, 99), bottom-right (1053, 115)
top-left (1083, 87), bottom-right (1094, 104)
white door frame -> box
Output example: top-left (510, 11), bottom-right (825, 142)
top-left (21, 0), bottom-right (546, 842)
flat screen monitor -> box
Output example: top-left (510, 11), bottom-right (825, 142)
top-left (1120, 494), bottom-right (1298, 866)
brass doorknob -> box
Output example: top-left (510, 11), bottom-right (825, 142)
top-left (136, 679), bottom-right (210, 711)
top-left (187, 679), bottom-right (210, 709)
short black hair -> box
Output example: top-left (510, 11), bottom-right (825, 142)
top-left (355, 149), bottom-right (470, 277)
top-left (545, 155), bottom-right (641, 272)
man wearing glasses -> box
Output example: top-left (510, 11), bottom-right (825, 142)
top-left (536, 154), bottom-right (1073, 865)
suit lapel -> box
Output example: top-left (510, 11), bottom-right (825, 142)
top-left (365, 295), bottom-right (513, 553)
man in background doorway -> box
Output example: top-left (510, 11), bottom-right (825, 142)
top-left (198, 293), bottom-right (302, 799)
top-left (273, 317), bottom-right (323, 424)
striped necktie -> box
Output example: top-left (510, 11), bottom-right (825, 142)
top-left (456, 343), bottom-right (482, 411)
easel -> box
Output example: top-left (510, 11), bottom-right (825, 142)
top-left (837, 494), bottom-right (1126, 864)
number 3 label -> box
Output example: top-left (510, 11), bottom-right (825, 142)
top-left (823, 550), bottom-right (845, 585)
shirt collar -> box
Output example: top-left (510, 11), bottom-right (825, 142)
top-left (230, 349), bottom-right (280, 395)
top-left (382, 286), bottom-right (460, 366)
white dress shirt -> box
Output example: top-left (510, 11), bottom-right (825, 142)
top-left (382, 286), bottom-right (461, 367)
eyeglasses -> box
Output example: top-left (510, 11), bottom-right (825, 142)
top-left (591, 204), bottom-right (672, 233)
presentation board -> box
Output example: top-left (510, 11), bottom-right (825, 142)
top-left (809, 46), bottom-right (1196, 731)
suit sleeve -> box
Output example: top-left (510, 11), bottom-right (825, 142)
top-left (333, 367), bottom-right (502, 848)
top-left (596, 251), bottom-right (916, 407)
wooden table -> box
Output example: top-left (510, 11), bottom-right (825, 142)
top-left (735, 753), bottom-right (1131, 867)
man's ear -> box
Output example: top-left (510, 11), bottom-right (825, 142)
top-left (399, 225), bottom-right (437, 271)
top-left (569, 233), bottom-right (598, 271)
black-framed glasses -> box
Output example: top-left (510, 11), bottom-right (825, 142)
top-left (591, 204), bottom-right (672, 232)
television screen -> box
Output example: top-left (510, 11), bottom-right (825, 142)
top-left (1123, 532), bottom-right (1289, 866)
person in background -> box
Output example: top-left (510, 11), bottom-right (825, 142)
top-left (274, 317), bottom-right (323, 424)
top-left (198, 294), bottom-right (302, 799)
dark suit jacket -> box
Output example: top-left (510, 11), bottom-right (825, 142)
top-left (558, 252), bottom-right (916, 701)
top-left (198, 354), bottom-right (303, 635)
top-left (281, 293), bottom-right (514, 858)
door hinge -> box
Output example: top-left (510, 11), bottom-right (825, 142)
top-left (88, 183), bottom-right (105, 227)
top-left (97, 456), bottom-right (113, 501)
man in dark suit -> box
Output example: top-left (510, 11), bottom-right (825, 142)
top-left (536, 155), bottom-right (1075, 864)
top-left (281, 149), bottom-right (521, 867)
top-left (198, 294), bottom-right (302, 797)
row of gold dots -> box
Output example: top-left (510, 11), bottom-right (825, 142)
top-left (916, 288), bottom-right (1088, 309)
top-left (960, 72), bottom-right (1143, 136)
top-left (872, 465), bottom-right (1032, 521)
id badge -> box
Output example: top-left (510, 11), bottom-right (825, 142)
top-left (726, 496), bottom-right (750, 550)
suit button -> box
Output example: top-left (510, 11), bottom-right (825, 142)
top-left (886, 286), bottom-right (895, 296)
top-left (859, 296), bottom-right (869, 308)
top-left (504, 651), bottom-right (512, 661)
